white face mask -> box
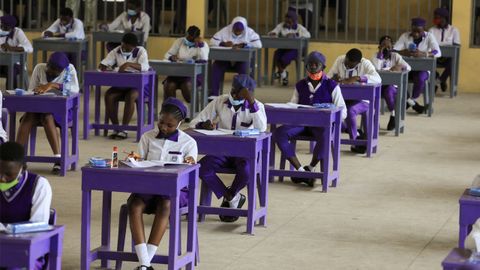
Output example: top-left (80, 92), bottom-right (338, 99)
top-left (0, 30), bottom-right (10, 37)
top-left (229, 94), bottom-right (245, 106)
top-left (121, 48), bottom-right (132, 58)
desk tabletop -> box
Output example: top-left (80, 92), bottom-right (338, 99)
top-left (2, 91), bottom-right (80, 101)
top-left (0, 225), bottom-right (64, 243)
top-left (33, 37), bottom-right (88, 44)
top-left (81, 163), bottom-right (200, 177)
top-left (185, 129), bottom-right (271, 142)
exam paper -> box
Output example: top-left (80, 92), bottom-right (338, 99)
top-left (193, 129), bottom-right (232, 136)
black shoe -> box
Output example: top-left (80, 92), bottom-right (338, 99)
top-left (282, 71), bottom-right (289, 86)
top-left (219, 194), bottom-right (246, 223)
top-left (406, 102), bottom-right (411, 110)
top-left (412, 103), bottom-right (425, 114)
top-left (387, 116), bottom-right (396, 131)
top-left (291, 166), bottom-right (310, 184)
top-left (357, 129), bottom-right (366, 140)
top-left (134, 265), bottom-right (154, 270)
top-left (350, 145), bottom-right (367, 154)
top-left (440, 81), bottom-right (447, 92)
top-left (52, 163), bottom-right (61, 175)
top-left (274, 72), bottom-right (281, 79)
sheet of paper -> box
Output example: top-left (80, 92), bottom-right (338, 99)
top-left (122, 158), bottom-right (184, 168)
top-left (43, 37), bottom-right (65, 40)
top-left (266, 102), bottom-right (315, 109)
top-left (193, 129), bottom-right (232, 136)
top-left (211, 46), bottom-right (232, 50)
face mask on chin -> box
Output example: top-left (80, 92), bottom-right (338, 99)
top-left (0, 169), bottom-right (22, 192)
top-left (229, 94), bottom-right (245, 106)
top-left (307, 71), bottom-right (323, 81)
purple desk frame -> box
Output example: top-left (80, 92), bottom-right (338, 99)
top-left (265, 106), bottom-right (342, 192)
top-left (185, 130), bottom-right (271, 235)
top-left (340, 83), bottom-right (381, 157)
top-left (83, 70), bottom-right (156, 142)
top-left (0, 225), bottom-right (65, 269)
top-left (442, 248), bottom-right (480, 269)
top-left (81, 164), bottom-right (199, 270)
top-left (459, 189), bottom-right (480, 248)
top-left (3, 93), bottom-right (80, 176)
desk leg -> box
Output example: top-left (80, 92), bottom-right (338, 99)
top-left (81, 189), bottom-right (92, 270)
top-left (94, 85), bottom-right (101, 136)
top-left (49, 228), bottom-right (64, 270)
top-left (269, 124), bottom-right (277, 182)
top-left (137, 81), bottom-right (145, 142)
top-left (246, 155), bottom-right (258, 235)
top-left (92, 40), bottom-right (97, 70)
top-left (42, 50), bottom-right (47, 64)
top-left (394, 83), bottom-right (402, 136)
top-left (83, 83), bottom-right (90, 139)
top-left (401, 74), bottom-right (407, 133)
top-left (71, 100), bottom-right (79, 170)
top-left (297, 45), bottom-right (302, 84)
top-left (7, 58), bottom-right (14, 90)
top-left (332, 113), bottom-right (341, 187)
top-left (168, 191), bottom-right (180, 270)
top-left (186, 169), bottom-right (199, 270)
top-left (450, 53), bottom-right (457, 98)
top-left (101, 191), bottom-right (112, 268)
top-left (322, 124), bottom-right (332, 192)
top-left (256, 49), bottom-right (262, 87)
top-left (60, 114), bottom-right (68, 176)
top-left (191, 72), bottom-right (198, 119)
top-left (77, 47), bottom-right (82, 84)
top-left (259, 136), bottom-right (270, 226)
top-left (366, 101), bottom-right (374, 158)
top-left (264, 48), bottom-right (269, 85)
top-left (428, 66), bottom-right (436, 117)
top-left (8, 111), bottom-right (16, 142)
top-left (373, 88), bottom-right (380, 153)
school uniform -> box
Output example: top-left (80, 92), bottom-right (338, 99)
top-left (429, 24), bottom-right (460, 84)
top-left (274, 75), bottom-right (347, 161)
top-left (189, 95), bottom-right (267, 199)
top-left (129, 128), bottom-right (197, 211)
top-left (371, 52), bottom-right (411, 112)
top-left (209, 17), bottom-right (262, 97)
top-left (327, 55), bottom-right (381, 139)
top-left (108, 11), bottom-right (151, 43)
top-left (0, 91), bottom-right (8, 143)
top-left (393, 31), bottom-right (441, 99)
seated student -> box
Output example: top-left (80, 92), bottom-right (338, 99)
top-left (268, 10), bottom-right (311, 86)
top-left (429, 8), bottom-right (460, 92)
top-left (99, 33), bottom-right (150, 140)
top-left (0, 142), bottom-right (52, 270)
top-left (394, 17), bottom-right (441, 113)
top-left (327, 48), bottom-right (381, 154)
top-left (371, 35), bottom-right (411, 131)
top-left (128, 98), bottom-right (196, 270)
top-left (164, 25), bottom-right (209, 104)
top-left (16, 52), bottom-right (79, 174)
top-left (190, 74), bottom-right (266, 222)
top-left (0, 15), bottom-right (33, 89)
top-left (274, 51), bottom-right (346, 186)
top-left (209, 16), bottom-right (262, 98)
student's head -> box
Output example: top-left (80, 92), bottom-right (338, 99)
top-left (410, 17), bottom-right (426, 39)
top-left (284, 10), bottom-right (298, 28)
top-left (127, 0), bottom-right (142, 16)
top-left (379, 35), bottom-right (393, 49)
top-left (231, 17), bottom-right (246, 37)
top-left (186, 25), bottom-right (201, 42)
top-left (230, 74), bottom-right (256, 101)
top-left (0, 142), bottom-right (25, 192)
top-left (46, 52), bottom-right (70, 78)
top-left (59, 8), bottom-right (74, 26)
top-left (0, 15), bottom-right (17, 33)
top-left (158, 98), bottom-right (187, 136)
top-left (121, 33), bottom-right (138, 52)
top-left (305, 51), bottom-right (326, 80)
top-left (345, 48), bottom-right (362, 69)
top-left (433, 8), bottom-right (449, 27)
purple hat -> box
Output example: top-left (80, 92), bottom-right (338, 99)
top-left (434, 7), bottom-right (449, 18)
top-left (232, 21), bottom-right (245, 32)
top-left (306, 51), bottom-right (327, 66)
top-left (232, 74), bottom-right (256, 92)
top-left (162, 97), bottom-right (188, 119)
top-left (48, 52), bottom-right (70, 70)
top-left (411, 17), bottom-right (426, 27)
top-left (0, 15), bottom-right (17, 28)
top-left (286, 10), bottom-right (298, 23)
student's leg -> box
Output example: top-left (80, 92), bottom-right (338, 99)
top-left (234, 61), bottom-right (249, 74)
top-left (104, 87), bottom-right (124, 125)
top-left (211, 61), bottom-right (229, 96)
top-left (308, 127), bottom-right (328, 168)
top-left (411, 71), bottom-right (429, 100)
top-left (163, 77), bottom-right (179, 100)
top-left (228, 158), bottom-right (250, 200)
top-left (198, 155), bottom-right (231, 199)
top-left (127, 195), bottom-right (152, 267)
top-left (41, 114), bottom-right (60, 155)
top-left (273, 125), bottom-right (308, 169)
top-left (179, 80), bottom-right (192, 103)
top-left (122, 89), bottom-right (139, 125)
top-left (439, 57), bottom-right (452, 83)
top-left (382, 85), bottom-right (397, 112)
top-left (147, 198), bottom-right (171, 246)
top-left (279, 49), bottom-right (298, 69)
top-left (345, 100), bottom-right (369, 140)
top-left (16, 113), bottom-right (38, 146)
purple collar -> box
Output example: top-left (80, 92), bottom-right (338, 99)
top-left (156, 130), bottom-right (179, 142)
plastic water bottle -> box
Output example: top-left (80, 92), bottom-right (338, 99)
top-left (62, 66), bottom-right (72, 96)
top-left (408, 43), bottom-right (417, 52)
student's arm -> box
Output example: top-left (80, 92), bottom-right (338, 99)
top-left (28, 64), bottom-right (42, 91)
top-left (136, 48), bottom-right (150, 71)
top-left (268, 23), bottom-right (283, 36)
top-left (247, 30), bottom-right (262, 48)
top-left (393, 34), bottom-right (410, 56)
top-left (370, 55), bottom-right (383, 71)
top-left (65, 19), bottom-right (85, 39)
top-left (141, 13), bottom-right (151, 42)
top-left (210, 29), bottom-right (224, 47)
top-left (298, 25), bottom-right (311, 38)
top-left (108, 13), bottom-right (124, 31)
top-left (137, 133), bottom-right (149, 160)
top-left (165, 39), bottom-right (182, 61)
top-left (43, 19), bottom-right (60, 37)
top-left (14, 28), bottom-right (33, 53)
top-left (394, 53), bottom-right (411, 71)
top-left (196, 42), bottom-right (210, 61)
top-left (359, 59), bottom-right (381, 84)
top-left (66, 65), bottom-right (80, 93)
top-left (453, 26), bottom-right (461, 46)
top-left (100, 49), bottom-right (118, 68)
top-left (428, 34), bottom-right (441, 58)
top-left (29, 177), bottom-right (52, 223)
top-left (189, 99), bottom-right (218, 129)
top-left (290, 89), bottom-right (299, 103)
top-left (250, 101), bottom-right (267, 132)
top-left (332, 85), bottom-right (347, 120)
top-left (183, 139), bottom-right (198, 163)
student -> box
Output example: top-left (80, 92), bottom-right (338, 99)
top-left (190, 74), bottom-right (266, 222)
top-left (0, 142), bottom-right (52, 270)
top-left (99, 32), bottom-right (150, 140)
top-left (0, 15), bottom-right (33, 89)
top-left (394, 17), bottom-right (441, 113)
top-left (128, 98), bottom-right (196, 270)
top-left (268, 10), bottom-right (311, 86)
top-left (16, 52), bottom-right (79, 174)
top-left (327, 48), bottom-right (381, 154)
top-left (164, 25), bottom-right (209, 103)
top-left (429, 8), bottom-right (460, 92)
top-left (371, 35), bottom-right (411, 131)
top-left (210, 16), bottom-right (262, 98)
top-left (274, 51), bottom-right (346, 186)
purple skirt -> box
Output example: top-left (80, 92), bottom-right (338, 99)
top-left (128, 189), bottom-right (189, 214)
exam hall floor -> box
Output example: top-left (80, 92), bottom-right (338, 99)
top-left (22, 83), bottom-right (480, 269)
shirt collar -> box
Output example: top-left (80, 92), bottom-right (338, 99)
top-left (156, 129), bottom-right (179, 142)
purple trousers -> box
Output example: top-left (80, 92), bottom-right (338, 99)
top-left (273, 125), bottom-right (328, 160)
top-left (211, 61), bottom-right (248, 96)
top-left (344, 100), bottom-right (369, 140)
top-left (66, 51), bottom-right (87, 70)
top-left (6, 257), bottom-right (46, 270)
top-left (382, 85), bottom-right (396, 112)
top-left (199, 155), bottom-right (250, 199)
top-left (437, 57), bottom-right (452, 82)
top-left (409, 71), bottom-right (429, 99)
top-left (274, 49), bottom-right (298, 68)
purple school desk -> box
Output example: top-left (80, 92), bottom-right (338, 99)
top-left (459, 189), bottom-right (480, 248)
top-left (185, 129), bottom-right (271, 235)
top-left (81, 164), bottom-right (199, 270)
top-left (265, 105), bottom-right (342, 192)
top-left (0, 225), bottom-right (65, 269)
top-left (83, 70), bottom-right (156, 142)
top-left (442, 248), bottom-right (480, 269)
top-left (3, 92), bottom-right (80, 176)
top-left (340, 83), bottom-right (381, 157)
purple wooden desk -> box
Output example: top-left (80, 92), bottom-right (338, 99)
top-left (459, 189), bottom-right (480, 248)
top-left (265, 105), bottom-right (342, 192)
top-left (81, 164), bottom-right (199, 270)
top-left (340, 83), bottom-right (381, 157)
top-left (83, 70), bottom-right (156, 142)
top-left (442, 248), bottom-right (480, 269)
top-left (185, 130), bottom-right (271, 235)
top-left (3, 92), bottom-right (80, 176)
top-left (0, 225), bottom-right (65, 269)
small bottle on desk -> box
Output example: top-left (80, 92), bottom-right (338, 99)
top-left (111, 146), bottom-right (119, 168)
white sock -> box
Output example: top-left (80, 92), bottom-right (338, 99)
top-left (390, 110), bottom-right (395, 117)
top-left (147, 244), bottom-right (158, 262)
top-left (228, 193), bottom-right (241, 208)
top-left (281, 70), bottom-right (287, 78)
top-left (297, 166), bottom-right (305, 172)
top-left (407, 99), bottom-right (415, 106)
top-left (134, 243), bottom-right (151, 266)
top-left (54, 154), bottom-right (61, 157)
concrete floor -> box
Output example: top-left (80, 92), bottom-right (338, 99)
top-left (21, 83), bottom-right (480, 269)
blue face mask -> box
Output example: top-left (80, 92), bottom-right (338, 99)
top-left (0, 30), bottom-right (10, 37)
top-left (184, 38), bottom-right (195, 47)
top-left (127, 9), bottom-right (137, 16)
top-left (229, 94), bottom-right (245, 106)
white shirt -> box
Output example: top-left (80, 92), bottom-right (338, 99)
top-left (210, 17), bottom-right (262, 48)
top-left (138, 129), bottom-right (198, 163)
top-left (327, 55), bottom-right (382, 84)
top-left (100, 45), bottom-right (150, 72)
top-left (394, 31), bottom-right (441, 57)
top-left (428, 25), bottom-right (461, 45)
top-left (189, 94), bottom-right (267, 132)
top-left (165, 38), bottom-right (209, 61)
top-left (29, 63), bottom-right (80, 93)
top-left (0, 91), bottom-right (7, 142)
top-left (43, 18), bottom-right (85, 39)
top-left (108, 11), bottom-right (151, 42)
top-left (268, 22), bottom-right (311, 38)
top-left (0, 27), bottom-right (33, 53)
top-left (370, 52), bottom-right (412, 71)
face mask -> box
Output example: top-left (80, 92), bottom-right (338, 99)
top-left (0, 169), bottom-right (22, 192)
top-left (307, 71), bottom-right (323, 81)
top-left (0, 30), bottom-right (10, 37)
top-left (184, 38), bottom-right (195, 47)
top-left (121, 48), bottom-right (132, 58)
top-left (127, 9), bottom-right (137, 16)
top-left (229, 94), bottom-right (245, 106)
